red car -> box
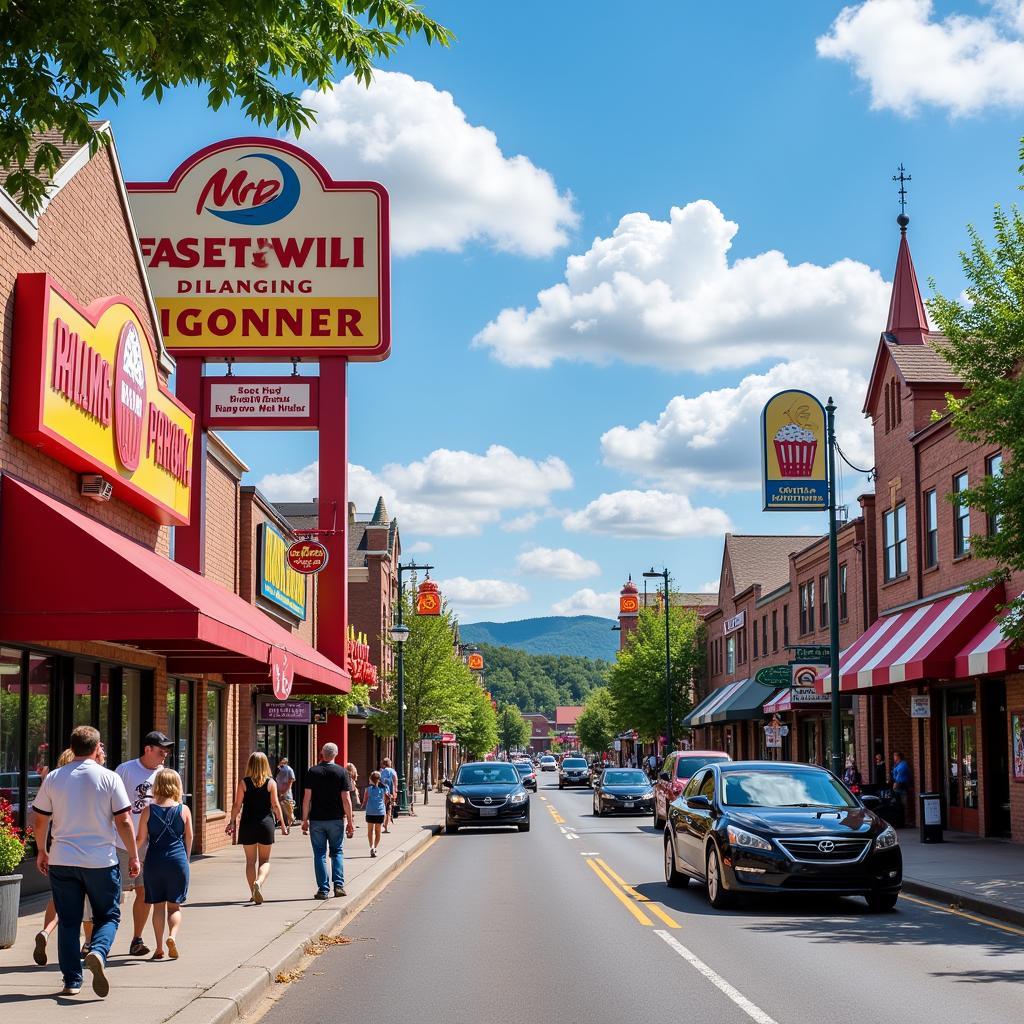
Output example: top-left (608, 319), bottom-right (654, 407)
top-left (652, 750), bottom-right (731, 828)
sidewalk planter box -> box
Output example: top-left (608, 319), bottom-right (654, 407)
top-left (0, 874), bottom-right (23, 948)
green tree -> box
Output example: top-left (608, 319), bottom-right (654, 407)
top-left (496, 704), bottom-right (530, 757)
top-left (576, 687), bottom-right (616, 755)
top-left (458, 687), bottom-right (498, 761)
top-left (1, 1), bottom-right (451, 213)
top-left (929, 173), bottom-right (1024, 644)
top-left (607, 605), bottom-right (704, 745)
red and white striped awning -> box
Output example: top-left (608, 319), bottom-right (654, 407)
top-left (821, 588), bottom-right (1000, 692)
top-left (763, 689), bottom-right (792, 714)
top-left (955, 617), bottom-right (1021, 677)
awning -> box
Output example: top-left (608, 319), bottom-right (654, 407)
top-left (685, 678), bottom-right (783, 728)
top-left (763, 689), bottom-right (791, 715)
top-left (821, 587), bottom-right (1000, 692)
top-left (763, 688), bottom-right (849, 714)
top-left (0, 476), bottom-right (349, 693)
top-left (955, 617), bottom-right (1022, 677)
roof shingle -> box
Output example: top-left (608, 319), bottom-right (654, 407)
top-left (726, 534), bottom-right (810, 596)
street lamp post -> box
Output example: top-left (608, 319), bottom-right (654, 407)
top-left (643, 567), bottom-right (672, 756)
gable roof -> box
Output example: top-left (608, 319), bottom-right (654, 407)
top-left (725, 534), bottom-right (808, 597)
top-left (864, 332), bottom-right (964, 415)
top-left (555, 705), bottom-right (584, 727)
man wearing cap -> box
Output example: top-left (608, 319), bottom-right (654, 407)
top-left (114, 731), bottom-right (172, 957)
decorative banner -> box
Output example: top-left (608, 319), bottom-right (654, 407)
top-left (416, 578), bottom-right (442, 616)
top-left (257, 698), bottom-right (310, 724)
top-left (127, 137), bottom-right (390, 360)
top-left (761, 389), bottom-right (828, 511)
top-left (791, 664), bottom-right (830, 703)
top-left (724, 611), bottom-right (745, 635)
top-left (270, 647), bottom-right (293, 701)
top-left (619, 593), bottom-right (640, 615)
top-left (258, 523), bottom-right (307, 619)
top-left (286, 539), bottom-right (329, 575)
top-left (10, 273), bottom-right (195, 524)
top-left (467, 652), bottom-right (485, 671)
top-left (204, 376), bottom-right (318, 429)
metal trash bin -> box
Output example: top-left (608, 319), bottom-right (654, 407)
top-left (919, 792), bottom-right (943, 843)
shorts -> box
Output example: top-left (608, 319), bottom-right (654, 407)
top-left (117, 846), bottom-right (145, 891)
top-left (365, 814), bottom-right (385, 825)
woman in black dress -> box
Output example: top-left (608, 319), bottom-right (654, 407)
top-left (226, 752), bottom-right (287, 904)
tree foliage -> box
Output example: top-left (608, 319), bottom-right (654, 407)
top-left (474, 644), bottom-right (608, 716)
top-left (606, 605), bottom-right (705, 745)
top-left (458, 687), bottom-right (499, 761)
top-left (1, 0), bottom-right (451, 213)
top-left (576, 687), bottom-right (616, 755)
top-left (929, 164), bottom-right (1024, 644)
top-left (496, 704), bottom-right (530, 756)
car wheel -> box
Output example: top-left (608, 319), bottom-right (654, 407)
top-left (593, 799), bottom-right (603, 817)
top-left (518, 821), bottom-right (530, 833)
top-left (664, 837), bottom-right (688, 888)
top-left (559, 783), bottom-right (564, 790)
top-left (705, 845), bottom-right (734, 909)
top-left (445, 821), bottom-right (458, 835)
top-left (865, 891), bottom-right (899, 913)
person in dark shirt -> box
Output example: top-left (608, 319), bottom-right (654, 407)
top-left (301, 743), bottom-right (354, 900)
top-left (872, 753), bottom-right (887, 789)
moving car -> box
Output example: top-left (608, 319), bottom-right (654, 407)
top-left (653, 750), bottom-right (731, 828)
top-left (663, 761), bottom-right (902, 912)
top-left (513, 760), bottom-right (538, 791)
top-left (539, 755), bottom-right (557, 772)
top-left (593, 768), bottom-right (655, 816)
top-left (559, 756), bottom-right (589, 789)
top-left (444, 761), bottom-right (530, 833)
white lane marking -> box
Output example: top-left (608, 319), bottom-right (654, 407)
top-left (580, 851), bottom-right (600, 855)
top-left (559, 827), bottom-right (567, 833)
top-left (566, 833), bottom-right (580, 840)
top-left (654, 930), bottom-right (779, 1024)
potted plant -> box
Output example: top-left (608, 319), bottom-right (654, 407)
top-left (0, 796), bottom-right (25, 948)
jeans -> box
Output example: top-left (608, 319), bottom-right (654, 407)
top-left (309, 820), bottom-right (345, 893)
top-left (49, 864), bottom-right (121, 988)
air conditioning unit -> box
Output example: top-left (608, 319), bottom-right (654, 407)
top-left (80, 474), bottom-right (113, 502)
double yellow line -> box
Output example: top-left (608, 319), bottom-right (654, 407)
top-left (546, 802), bottom-right (565, 825)
top-left (585, 857), bottom-right (680, 928)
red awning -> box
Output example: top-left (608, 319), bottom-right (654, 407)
top-left (0, 476), bottom-right (348, 693)
top-left (821, 588), bottom-right (1000, 692)
top-left (955, 616), bottom-right (1021, 677)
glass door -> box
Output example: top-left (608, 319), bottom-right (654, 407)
top-left (946, 716), bottom-right (979, 833)
top-left (167, 680), bottom-right (195, 810)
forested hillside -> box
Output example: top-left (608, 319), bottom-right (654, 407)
top-left (460, 615), bottom-right (618, 661)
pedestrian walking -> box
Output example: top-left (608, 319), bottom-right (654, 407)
top-left (346, 762), bottom-right (361, 809)
top-left (891, 751), bottom-right (912, 822)
top-left (115, 730), bottom-right (173, 957)
top-left (136, 769), bottom-right (192, 960)
top-left (301, 743), bottom-right (355, 900)
top-left (843, 756), bottom-right (862, 793)
top-left (872, 752), bottom-right (887, 789)
top-left (275, 757), bottom-right (296, 828)
top-left (226, 752), bottom-right (288, 904)
top-left (31, 726), bottom-right (140, 998)
top-left (379, 757), bottom-right (398, 832)
top-left (362, 771), bottom-right (388, 857)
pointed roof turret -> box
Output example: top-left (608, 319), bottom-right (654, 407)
top-left (369, 496), bottom-right (389, 525)
top-left (885, 214), bottom-right (929, 346)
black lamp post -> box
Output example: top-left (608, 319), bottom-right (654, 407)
top-left (643, 567), bottom-right (672, 756)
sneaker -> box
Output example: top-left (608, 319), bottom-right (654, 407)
top-left (59, 986), bottom-right (81, 996)
top-left (84, 951), bottom-right (109, 998)
top-left (334, 885), bottom-right (347, 897)
top-left (129, 937), bottom-right (150, 957)
top-left (33, 930), bottom-right (48, 966)
top-left (252, 881), bottom-right (264, 905)
top-left (370, 848), bottom-right (377, 858)
top-left (313, 891), bottom-right (330, 901)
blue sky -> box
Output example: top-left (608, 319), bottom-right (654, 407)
top-left (103, 1), bottom-right (1024, 622)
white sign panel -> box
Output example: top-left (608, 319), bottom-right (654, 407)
top-left (791, 664), bottom-right (829, 701)
top-left (764, 725), bottom-right (782, 748)
top-left (208, 380), bottom-right (314, 423)
top-left (421, 739), bottom-right (434, 753)
top-left (724, 611), bottom-right (745, 635)
top-left (911, 695), bottom-right (931, 719)
top-left (923, 797), bottom-right (942, 826)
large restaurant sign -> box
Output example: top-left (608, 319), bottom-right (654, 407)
top-left (10, 273), bottom-right (195, 524)
top-left (126, 138), bottom-right (390, 360)
top-left (258, 523), bottom-right (307, 620)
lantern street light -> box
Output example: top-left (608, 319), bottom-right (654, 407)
top-left (643, 567), bottom-right (673, 756)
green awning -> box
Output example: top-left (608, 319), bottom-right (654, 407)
top-left (685, 678), bottom-right (782, 728)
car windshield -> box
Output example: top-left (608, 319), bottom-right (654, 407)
top-left (513, 763), bottom-right (533, 774)
top-left (540, 756), bottom-right (555, 762)
top-left (563, 758), bottom-right (587, 768)
top-left (603, 770), bottom-right (648, 786)
top-left (676, 755), bottom-right (729, 779)
top-left (455, 765), bottom-right (520, 786)
top-left (721, 769), bottom-right (858, 808)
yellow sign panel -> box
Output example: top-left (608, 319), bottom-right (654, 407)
top-left (258, 524), bottom-right (307, 620)
top-left (761, 389), bottom-right (828, 511)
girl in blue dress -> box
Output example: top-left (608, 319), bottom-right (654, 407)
top-left (137, 768), bottom-right (193, 960)
top-left (362, 771), bottom-right (388, 857)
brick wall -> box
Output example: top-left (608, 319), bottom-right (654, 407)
top-left (204, 454), bottom-right (239, 593)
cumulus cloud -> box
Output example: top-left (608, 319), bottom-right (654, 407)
top-left (255, 445), bottom-right (572, 537)
top-left (439, 577), bottom-right (529, 607)
top-left (296, 71), bottom-right (577, 256)
top-left (551, 589), bottom-right (619, 616)
top-left (601, 359), bottom-right (874, 491)
top-left (817, 0), bottom-right (1024, 116)
top-left (562, 490), bottom-right (733, 539)
top-left (516, 546), bottom-right (601, 580)
top-left (701, 579), bottom-right (721, 594)
top-left (405, 541), bottom-right (433, 554)
top-left (473, 200), bottom-right (888, 371)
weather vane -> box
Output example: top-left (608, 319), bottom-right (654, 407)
top-left (893, 163), bottom-right (911, 217)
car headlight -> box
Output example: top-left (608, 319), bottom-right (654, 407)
top-left (448, 794), bottom-right (466, 805)
top-left (875, 825), bottom-right (899, 850)
top-left (511, 791), bottom-right (528, 804)
top-left (726, 825), bottom-right (773, 852)
top-left (641, 790), bottom-right (654, 800)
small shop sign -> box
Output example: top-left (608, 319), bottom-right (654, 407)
top-left (724, 611), bottom-right (745, 635)
top-left (203, 376), bottom-right (318, 429)
top-left (258, 523), bottom-right (307, 619)
top-left (754, 664), bottom-right (791, 688)
top-left (910, 695), bottom-right (932, 719)
top-left (789, 644), bottom-right (831, 664)
top-left (286, 539), bottom-right (329, 575)
top-left (257, 698), bottom-right (310, 724)
top-left (761, 389), bottom-right (828, 511)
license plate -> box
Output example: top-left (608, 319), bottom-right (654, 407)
top-left (480, 807), bottom-right (498, 817)
top-left (623, 801), bottom-right (634, 808)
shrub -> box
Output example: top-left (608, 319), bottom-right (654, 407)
top-left (0, 797), bottom-right (25, 875)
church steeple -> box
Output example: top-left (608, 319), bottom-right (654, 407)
top-left (885, 166), bottom-right (929, 345)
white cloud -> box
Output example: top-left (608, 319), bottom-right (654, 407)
top-left (551, 588), bottom-right (619, 616)
top-left (405, 541), bottom-right (433, 554)
top-left (701, 579), bottom-right (720, 594)
top-left (297, 71), bottom-right (577, 256)
top-left (817, 0), bottom-right (1024, 116)
top-left (562, 490), bottom-right (733, 539)
top-left (601, 359), bottom-right (874, 491)
top-left (516, 546), bottom-right (601, 580)
top-left (473, 200), bottom-right (888, 371)
top-left (255, 445), bottom-right (573, 537)
top-left (502, 512), bottom-right (541, 533)
top-left (438, 577), bottom-right (529, 607)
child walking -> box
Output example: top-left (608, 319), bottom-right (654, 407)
top-left (137, 768), bottom-right (192, 960)
top-left (362, 771), bottom-right (388, 857)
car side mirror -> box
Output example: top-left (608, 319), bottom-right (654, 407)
top-left (686, 795), bottom-right (712, 810)
top-left (859, 794), bottom-right (880, 809)
top-left (658, 772), bottom-right (670, 782)
top-left (442, 779), bottom-right (453, 790)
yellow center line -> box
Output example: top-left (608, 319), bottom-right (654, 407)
top-left (595, 859), bottom-right (681, 929)
top-left (585, 859), bottom-right (653, 926)
top-left (901, 894), bottom-right (1024, 936)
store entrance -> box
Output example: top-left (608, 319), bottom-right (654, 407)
top-left (946, 710), bottom-right (980, 833)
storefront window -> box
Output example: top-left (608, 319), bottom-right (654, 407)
top-left (98, 664), bottom-right (111, 754)
top-left (168, 680), bottom-right (194, 804)
top-left (0, 648), bottom-right (23, 825)
top-left (121, 669), bottom-right (141, 766)
top-left (26, 654), bottom-right (53, 811)
top-left (74, 664), bottom-right (94, 727)
top-left (205, 687), bottom-right (223, 812)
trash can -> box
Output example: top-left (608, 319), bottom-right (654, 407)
top-left (919, 792), bottom-right (943, 843)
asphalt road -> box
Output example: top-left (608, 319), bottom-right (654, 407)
top-left (261, 773), bottom-right (1024, 1024)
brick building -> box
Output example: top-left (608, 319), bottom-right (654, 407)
top-left (522, 712), bottom-right (554, 754)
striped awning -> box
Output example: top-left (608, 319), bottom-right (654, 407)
top-left (822, 587), bottom-right (1000, 692)
top-left (955, 617), bottom-right (1021, 677)
top-left (685, 678), bottom-right (783, 728)
top-left (763, 689), bottom-right (792, 714)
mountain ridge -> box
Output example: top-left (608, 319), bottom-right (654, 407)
top-left (460, 614), bottom-right (618, 661)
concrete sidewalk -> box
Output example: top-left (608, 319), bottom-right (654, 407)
top-left (899, 829), bottom-right (1024, 927)
top-left (0, 799), bottom-right (444, 1022)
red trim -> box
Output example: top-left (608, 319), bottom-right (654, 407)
top-left (202, 375), bottom-right (319, 430)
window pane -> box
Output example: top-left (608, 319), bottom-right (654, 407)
top-left (178, 685), bottom-right (191, 800)
top-left (74, 665), bottom-right (95, 727)
top-left (205, 687), bottom-right (221, 811)
top-left (121, 669), bottom-right (141, 768)
top-left (98, 664), bottom-right (111, 757)
top-left (0, 649), bottom-right (23, 826)
top-left (26, 654), bottom-right (53, 814)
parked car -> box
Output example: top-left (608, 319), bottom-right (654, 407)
top-left (444, 761), bottom-right (530, 833)
top-left (593, 768), bottom-right (655, 816)
top-left (558, 757), bottom-right (589, 789)
top-left (653, 750), bottom-right (731, 828)
top-left (539, 755), bottom-right (558, 772)
top-left (513, 761), bottom-right (538, 791)
top-left (663, 761), bottom-right (902, 912)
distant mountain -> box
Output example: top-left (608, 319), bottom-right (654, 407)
top-left (460, 615), bottom-right (618, 661)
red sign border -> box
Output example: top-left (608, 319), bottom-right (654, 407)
top-left (202, 375), bottom-right (320, 430)
top-left (126, 137), bottom-right (391, 362)
top-left (286, 539), bottom-right (329, 575)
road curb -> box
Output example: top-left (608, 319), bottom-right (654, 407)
top-left (902, 877), bottom-right (1024, 929)
top-left (161, 823), bottom-right (442, 1024)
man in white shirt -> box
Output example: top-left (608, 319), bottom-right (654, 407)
top-left (33, 725), bottom-right (140, 997)
top-left (114, 730), bottom-right (172, 957)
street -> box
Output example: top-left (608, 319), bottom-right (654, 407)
top-left (261, 778), bottom-right (1024, 1024)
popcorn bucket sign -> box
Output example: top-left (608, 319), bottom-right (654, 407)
top-left (761, 390), bottom-right (828, 511)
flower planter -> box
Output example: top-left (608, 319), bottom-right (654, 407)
top-left (0, 874), bottom-right (23, 949)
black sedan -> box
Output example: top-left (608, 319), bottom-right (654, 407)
top-left (663, 761), bottom-right (902, 912)
top-left (444, 761), bottom-right (530, 833)
top-left (513, 760), bottom-right (538, 791)
top-left (558, 757), bottom-right (590, 789)
top-left (592, 768), bottom-right (655, 816)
